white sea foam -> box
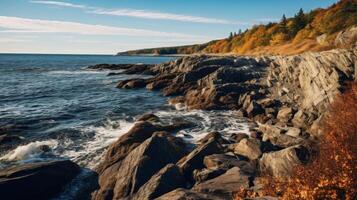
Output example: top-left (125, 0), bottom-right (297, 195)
top-left (156, 109), bottom-right (251, 144)
top-left (59, 119), bottom-right (135, 168)
top-left (0, 140), bottom-right (58, 161)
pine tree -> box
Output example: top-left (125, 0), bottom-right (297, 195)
top-left (238, 29), bottom-right (242, 35)
top-left (291, 8), bottom-right (307, 36)
top-left (229, 32), bottom-right (233, 39)
top-left (279, 14), bottom-right (288, 34)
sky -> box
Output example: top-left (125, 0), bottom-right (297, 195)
top-left (0, 0), bottom-right (337, 54)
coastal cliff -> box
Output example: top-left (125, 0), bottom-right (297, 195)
top-left (92, 46), bottom-right (357, 199)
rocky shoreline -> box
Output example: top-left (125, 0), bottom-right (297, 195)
top-left (90, 46), bottom-right (357, 199)
top-left (0, 47), bottom-right (356, 199)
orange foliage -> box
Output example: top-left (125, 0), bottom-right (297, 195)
top-left (203, 0), bottom-right (357, 55)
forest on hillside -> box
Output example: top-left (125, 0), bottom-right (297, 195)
top-left (118, 0), bottom-right (357, 56)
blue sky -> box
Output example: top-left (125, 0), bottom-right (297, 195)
top-left (0, 0), bottom-right (337, 54)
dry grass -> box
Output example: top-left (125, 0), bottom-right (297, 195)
top-left (236, 82), bottom-right (357, 200)
top-left (242, 40), bottom-right (332, 56)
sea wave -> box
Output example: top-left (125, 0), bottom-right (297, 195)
top-left (59, 119), bottom-right (135, 168)
top-left (155, 109), bottom-right (251, 143)
top-left (0, 140), bottom-right (58, 162)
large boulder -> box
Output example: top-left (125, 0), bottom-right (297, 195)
top-left (132, 164), bottom-right (186, 200)
top-left (276, 106), bottom-right (293, 123)
top-left (93, 133), bottom-right (186, 200)
top-left (93, 122), bottom-right (178, 200)
top-left (177, 137), bottom-right (223, 181)
top-left (335, 26), bottom-right (357, 47)
top-left (259, 145), bottom-right (310, 177)
top-left (259, 124), bottom-right (304, 148)
top-left (233, 138), bottom-right (262, 160)
top-left (0, 160), bottom-right (80, 200)
top-left (192, 167), bottom-right (250, 199)
top-left (96, 122), bottom-right (160, 173)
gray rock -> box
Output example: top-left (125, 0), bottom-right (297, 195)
top-left (93, 133), bottom-right (186, 200)
top-left (112, 134), bottom-right (186, 199)
top-left (285, 127), bottom-right (301, 137)
top-left (259, 124), bottom-right (304, 148)
top-left (132, 164), bottom-right (186, 200)
top-left (177, 137), bottom-right (223, 181)
top-left (193, 168), bottom-right (226, 183)
top-left (192, 167), bottom-right (250, 199)
top-left (259, 145), bottom-right (310, 177)
top-left (233, 138), bottom-right (262, 160)
top-left (277, 106), bottom-right (293, 123)
top-left (335, 26), bottom-right (357, 47)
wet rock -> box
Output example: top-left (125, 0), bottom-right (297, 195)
top-left (87, 63), bottom-right (133, 70)
top-left (0, 160), bottom-right (80, 200)
top-left (177, 137), bottom-right (223, 181)
top-left (132, 164), bottom-right (186, 200)
top-left (136, 113), bottom-right (160, 123)
top-left (94, 133), bottom-right (186, 200)
top-left (122, 64), bottom-right (154, 75)
top-left (259, 145), bottom-right (310, 177)
top-left (192, 167), bottom-right (250, 199)
top-left (96, 122), bottom-right (160, 173)
top-left (233, 138), bottom-right (262, 160)
top-left (117, 79), bottom-right (147, 89)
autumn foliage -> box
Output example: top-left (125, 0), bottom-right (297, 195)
top-left (122, 0), bottom-right (357, 56)
top-left (204, 0), bottom-right (357, 55)
top-left (238, 82), bottom-right (357, 199)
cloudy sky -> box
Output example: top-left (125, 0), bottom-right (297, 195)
top-left (0, 0), bottom-right (336, 54)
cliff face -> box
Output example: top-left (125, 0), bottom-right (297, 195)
top-left (267, 48), bottom-right (357, 113)
top-left (92, 47), bottom-right (357, 200)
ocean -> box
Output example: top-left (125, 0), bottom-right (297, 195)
top-left (0, 53), bottom-right (249, 198)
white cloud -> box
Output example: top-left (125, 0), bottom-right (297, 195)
top-left (0, 38), bottom-right (31, 43)
top-left (0, 16), bottom-right (208, 39)
top-left (30, 1), bottom-right (87, 9)
top-left (30, 0), bottom-right (244, 25)
top-left (90, 9), bottom-right (241, 25)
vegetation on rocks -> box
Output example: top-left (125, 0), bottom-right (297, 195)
top-left (236, 82), bottom-right (357, 200)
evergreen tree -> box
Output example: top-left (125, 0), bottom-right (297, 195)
top-left (229, 32), bottom-right (233, 39)
top-left (291, 8), bottom-right (307, 36)
top-left (238, 29), bottom-right (242, 35)
top-left (279, 14), bottom-right (288, 33)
